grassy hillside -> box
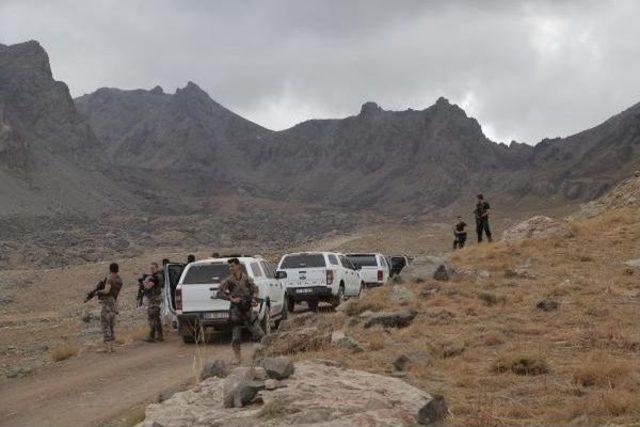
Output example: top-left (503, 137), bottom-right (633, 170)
top-left (296, 179), bottom-right (640, 425)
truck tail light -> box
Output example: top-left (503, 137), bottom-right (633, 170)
top-left (175, 287), bottom-right (182, 311)
top-left (326, 270), bottom-right (334, 285)
top-left (378, 270), bottom-right (383, 282)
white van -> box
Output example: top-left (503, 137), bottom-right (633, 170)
top-left (276, 252), bottom-right (363, 312)
top-left (345, 253), bottom-right (390, 287)
top-left (164, 256), bottom-right (287, 343)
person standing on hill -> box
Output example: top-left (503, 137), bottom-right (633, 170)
top-left (474, 194), bottom-right (492, 243)
top-left (98, 263), bottom-right (123, 353)
top-left (453, 216), bottom-right (467, 249)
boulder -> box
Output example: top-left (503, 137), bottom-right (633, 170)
top-left (140, 361), bottom-right (441, 426)
top-left (624, 258), bottom-right (640, 269)
top-left (401, 256), bottom-right (454, 283)
top-left (331, 330), bottom-right (365, 353)
top-left (264, 378), bottom-right (283, 390)
top-left (502, 216), bottom-right (573, 242)
top-left (222, 367), bottom-right (259, 408)
top-left (393, 350), bottom-right (431, 371)
top-left (364, 310), bottom-right (417, 329)
top-left (199, 360), bottom-right (228, 381)
top-left (259, 356), bottom-right (295, 380)
top-left (536, 299), bottom-right (558, 312)
top-left (417, 394), bottom-right (448, 425)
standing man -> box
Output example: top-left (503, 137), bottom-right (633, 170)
top-left (453, 216), bottom-right (467, 250)
top-left (143, 262), bottom-right (164, 342)
top-left (98, 263), bottom-right (123, 353)
top-left (474, 194), bottom-right (492, 243)
top-left (217, 258), bottom-right (264, 364)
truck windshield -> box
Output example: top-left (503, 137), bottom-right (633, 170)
top-left (280, 254), bottom-right (326, 269)
top-left (182, 264), bottom-right (246, 285)
top-left (346, 254), bottom-right (377, 267)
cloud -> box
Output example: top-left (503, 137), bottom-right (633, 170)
top-left (1, 0), bottom-right (639, 144)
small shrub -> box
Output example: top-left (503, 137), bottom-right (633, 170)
top-left (483, 334), bottom-right (504, 346)
top-left (572, 359), bottom-right (631, 388)
top-left (259, 396), bottom-right (290, 419)
top-left (49, 345), bottom-right (79, 362)
top-left (478, 292), bottom-right (505, 306)
top-left (344, 299), bottom-right (384, 317)
top-left (367, 335), bottom-right (385, 351)
top-left (492, 354), bottom-right (549, 376)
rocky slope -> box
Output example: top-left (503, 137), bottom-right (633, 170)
top-left (0, 41), bottom-right (138, 216)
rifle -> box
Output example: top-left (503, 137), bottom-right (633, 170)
top-left (136, 274), bottom-right (160, 307)
top-left (84, 278), bottom-right (106, 303)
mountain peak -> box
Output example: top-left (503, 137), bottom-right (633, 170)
top-left (435, 96), bottom-right (450, 106)
top-left (359, 101), bottom-right (384, 117)
top-left (150, 85), bottom-right (164, 95)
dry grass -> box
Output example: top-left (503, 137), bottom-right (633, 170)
top-left (492, 354), bottom-right (549, 376)
top-left (49, 344), bottom-right (78, 362)
top-left (299, 202), bottom-right (640, 425)
top-left (258, 396), bottom-right (291, 419)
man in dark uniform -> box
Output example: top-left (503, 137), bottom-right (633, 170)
top-left (453, 216), bottom-right (467, 250)
top-left (143, 262), bottom-right (164, 342)
top-left (98, 263), bottom-right (123, 353)
top-left (217, 258), bottom-right (265, 364)
top-left (474, 194), bottom-right (492, 243)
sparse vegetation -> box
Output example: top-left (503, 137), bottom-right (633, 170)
top-left (49, 344), bottom-right (78, 362)
top-left (258, 396), bottom-right (291, 419)
top-left (492, 354), bottom-right (549, 376)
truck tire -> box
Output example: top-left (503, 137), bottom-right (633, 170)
top-left (308, 300), bottom-right (319, 312)
top-left (331, 285), bottom-right (345, 309)
top-left (275, 301), bottom-right (288, 330)
top-left (287, 295), bottom-right (295, 313)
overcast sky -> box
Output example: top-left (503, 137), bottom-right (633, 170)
top-left (2, 0), bottom-right (639, 144)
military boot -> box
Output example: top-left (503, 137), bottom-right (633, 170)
top-left (233, 348), bottom-right (242, 365)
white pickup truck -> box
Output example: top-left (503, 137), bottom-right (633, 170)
top-left (346, 253), bottom-right (390, 287)
top-left (163, 256), bottom-right (287, 343)
top-left (275, 252), bottom-right (363, 312)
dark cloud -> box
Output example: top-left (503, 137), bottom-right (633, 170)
top-left (1, 0), bottom-right (639, 143)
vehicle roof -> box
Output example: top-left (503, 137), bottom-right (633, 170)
top-left (279, 251), bottom-right (344, 257)
top-left (346, 252), bottom-right (385, 256)
top-left (187, 256), bottom-right (264, 266)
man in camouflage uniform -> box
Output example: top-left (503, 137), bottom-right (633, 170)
top-left (97, 262), bottom-right (123, 353)
top-left (143, 262), bottom-right (165, 342)
top-left (217, 258), bottom-right (265, 364)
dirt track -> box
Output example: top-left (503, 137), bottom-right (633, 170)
top-left (0, 333), bottom-right (248, 427)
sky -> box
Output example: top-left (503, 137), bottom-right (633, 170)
top-left (1, 0), bottom-right (639, 144)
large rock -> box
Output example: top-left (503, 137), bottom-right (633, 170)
top-left (364, 310), bottom-right (417, 329)
top-left (624, 258), bottom-right (640, 269)
top-left (199, 360), bottom-right (228, 381)
top-left (222, 367), bottom-right (262, 408)
top-left (258, 356), bottom-right (294, 380)
top-left (502, 216), bottom-right (574, 241)
top-left (331, 330), bottom-right (365, 353)
top-left (400, 256), bottom-right (454, 282)
top-left (140, 361), bottom-right (442, 426)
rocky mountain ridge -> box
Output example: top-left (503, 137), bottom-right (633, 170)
top-left (1, 40), bottom-right (639, 217)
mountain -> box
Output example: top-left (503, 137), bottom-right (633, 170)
top-left (0, 41), bottom-right (138, 216)
top-left (76, 78), bottom-right (640, 213)
top-left (75, 82), bottom-right (271, 175)
top-left (2, 40), bottom-right (639, 218)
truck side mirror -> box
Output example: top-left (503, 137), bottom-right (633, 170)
top-left (275, 271), bottom-right (287, 279)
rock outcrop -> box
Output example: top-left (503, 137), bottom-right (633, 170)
top-left (502, 215), bottom-right (574, 241)
top-left (139, 361), bottom-right (447, 426)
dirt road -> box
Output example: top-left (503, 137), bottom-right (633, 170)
top-left (0, 333), bottom-right (248, 427)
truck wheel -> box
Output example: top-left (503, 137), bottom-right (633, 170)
top-left (331, 286), bottom-right (345, 309)
top-left (308, 300), bottom-right (319, 312)
top-left (261, 308), bottom-right (272, 335)
top-left (275, 301), bottom-right (288, 329)
top-left (287, 296), bottom-right (295, 313)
